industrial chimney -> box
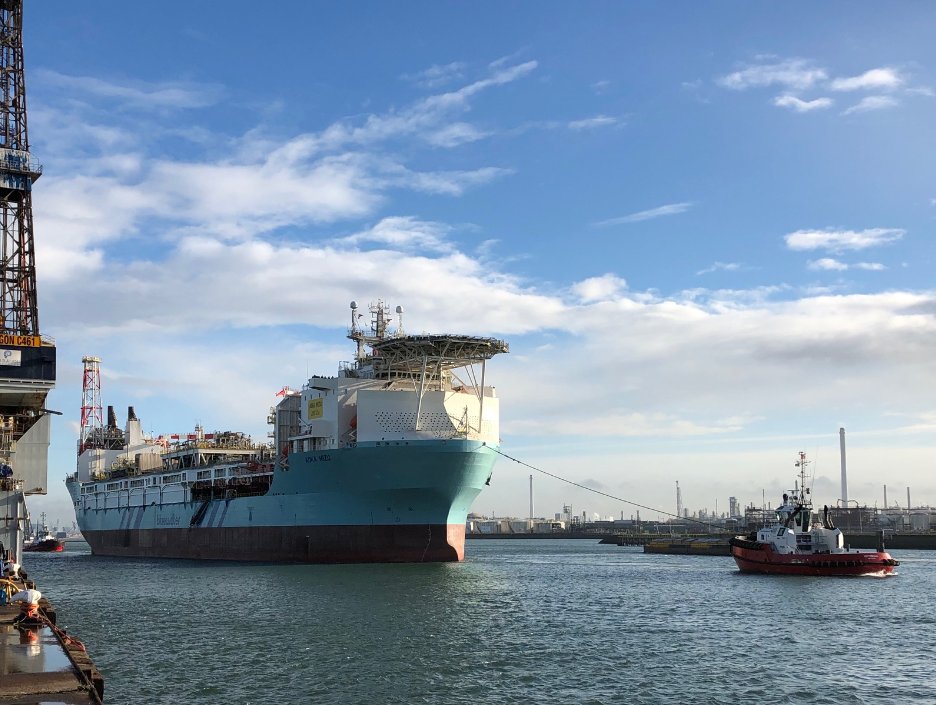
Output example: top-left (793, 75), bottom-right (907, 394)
top-left (839, 427), bottom-right (848, 505)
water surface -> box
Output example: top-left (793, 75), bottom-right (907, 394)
top-left (23, 540), bottom-right (936, 704)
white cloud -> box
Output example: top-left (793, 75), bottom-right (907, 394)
top-left (594, 202), bottom-right (693, 226)
top-left (894, 411), bottom-right (936, 434)
top-left (332, 216), bottom-right (455, 253)
top-left (401, 62), bottom-right (467, 89)
top-left (681, 79), bottom-right (713, 105)
top-left (773, 95), bottom-right (833, 112)
top-left (808, 258), bottom-right (848, 271)
top-left (488, 52), bottom-right (531, 71)
top-left (495, 289), bottom-right (936, 452)
top-left (35, 70), bottom-right (223, 110)
top-left (42, 233), bottom-right (562, 339)
top-left (697, 262), bottom-right (741, 276)
top-left (31, 59), bottom-right (535, 277)
top-left (379, 164), bottom-right (511, 196)
top-left (35, 153), bottom-right (509, 271)
top-left (571, 274), bottom-right (627, 302)
top-left (425, 122), bottom-right (489, 147)
top-left (718, 58), bottom-right (827, 91)
top-left (591, 80), bottom-right (611, 94)
top-left (842, 95), bottom-right (899, 115)
top-left (806, 258), bottom-right (885, 272)
top-left (785, 228), bottom-right (905, 252)
top-left (282, 60), bottom-right (538, 154)
top-left (830, 68), bottom-right (903, 92)
top-left (718, 61), bottom-right (919, 117)
top-left (568, 115), bottom-right (619, 130)
top-left (509, 410), bottom-right (749, 438)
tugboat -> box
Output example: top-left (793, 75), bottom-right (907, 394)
top-left (23, 514), bottom-right (65, 553)
top-left (729, 452), bottom-right (898, 576)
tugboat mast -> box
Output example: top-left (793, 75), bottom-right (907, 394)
top-left (794, 451), bottom-right (810, 503)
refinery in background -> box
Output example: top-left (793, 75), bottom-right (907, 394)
top-left (467, 497), bottom-right (935, 537)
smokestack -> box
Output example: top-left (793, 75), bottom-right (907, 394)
top-left (839, 427), bottom-right (848, 505)
top-left (884, 485), bottom-right (888, 509)
top-left (107, 405), bottom-right (117, 429)
top-left (128, 406), bottom-right (138, 422)
top-left (907, 487), bottom-right (911, 510)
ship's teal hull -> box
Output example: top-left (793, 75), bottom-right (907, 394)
top-left (68, 440), bottom-right (496, 563)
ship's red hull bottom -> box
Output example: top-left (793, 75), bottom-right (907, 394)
top-left (81, 524), bottom-right (467, 563)
top-left (730, 542), bottom-right (897, 576)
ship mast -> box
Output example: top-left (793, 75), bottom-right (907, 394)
top-left (794, 451), bottom-right (810, 503)
top-left (348, 299), bottom-right (397, 366)
top-left (792, 451), bottom-right (812, 532)
top-left (79, 356), bottom-right (103, 455)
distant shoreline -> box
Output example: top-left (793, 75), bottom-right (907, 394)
top-left (467, 531), bottom-right (936, 550)
top-left (467, 532), bottom-right (615, 540)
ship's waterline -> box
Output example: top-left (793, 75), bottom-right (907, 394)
top-left (77, 524), bottom-right (471, 562)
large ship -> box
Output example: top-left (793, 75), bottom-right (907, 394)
top-left (66, 301), bottom-right (508, 563)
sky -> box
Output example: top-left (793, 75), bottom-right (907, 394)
top-left (18, 1), bottom-right (936, 528)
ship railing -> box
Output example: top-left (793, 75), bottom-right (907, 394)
top-left (228, 462), bottom-right (274, 477)
top-left (190, 475), bottom-right (273, 502)
top-left (0, 150), bottom-right (42, 176)
top-left (112, 486), bottom-right (146, 509)
top-left (169, 441), bottom-right (258, 451)
top-left (163, 453), bottom-right (266, 470)
top-left (0, 476), bottom-right (23, 492)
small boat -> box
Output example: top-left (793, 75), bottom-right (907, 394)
top-left (23, 515), bottom-right (64, 553)
top-left (729, 452), bottom-right (898, 576)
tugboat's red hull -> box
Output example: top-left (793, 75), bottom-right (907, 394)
top-left (23, 539), bottom-right (64, 553)
top-left (729, 538), bottom-right (897, 576)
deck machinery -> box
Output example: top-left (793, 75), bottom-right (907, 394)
top-left (0, 0), bottom-right (56, 565)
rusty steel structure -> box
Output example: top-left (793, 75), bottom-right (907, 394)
top-left (0, 0), bottom-right (41, 335)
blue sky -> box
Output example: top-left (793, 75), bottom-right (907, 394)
top-left (22, 1), bottom-right (936, 527)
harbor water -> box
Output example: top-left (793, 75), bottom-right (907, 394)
top-left (22, 539), bottom-right (936, 704)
